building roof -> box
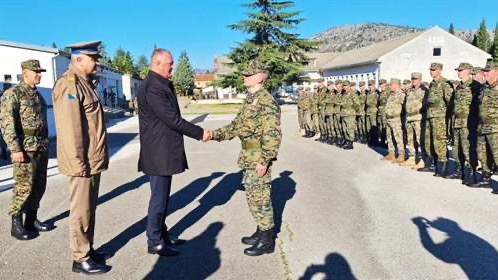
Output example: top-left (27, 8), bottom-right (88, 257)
top-left (321, 31), bottom-right (422, 70)
top-left (0, 40), bottom-right (59, 53)
top-left (303, 52), bottom-right (340, 71)
top-left (195, 73), bottom-right (215, 82)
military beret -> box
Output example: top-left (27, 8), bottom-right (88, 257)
top-left (403, 79), bottom-right (411, 85)
top-left (379, 79), bottom-right (387, 85)
top-left (430, 62), bottom-right (443, 70)
top-left (21, 59), bottom-right (46, 72)
top-left (455, 62), bottom-right (473, 71)
top-left (368, 80), bottom-right (375, 86)
top-left (390, 78), bottom-right (401, 85)
top-left (411, 72), bottom-right (422, 80)
top-left (483, 60), bottom-right (498, 71)
top-left (471, 67), bottom-right (483, 75)
top-left (66, 41), bottom-right (102, 58)
top-left (335, 79), bottom-right (343, 85)
top-left (359, 81), bottom-right (366, 87)
top-left (242, 59), bottom-right (268, 76)
top-left (342, 80), bottom-right (350, 86)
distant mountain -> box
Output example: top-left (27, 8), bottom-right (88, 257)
top-left (311, 23), bottom-right (485, 53)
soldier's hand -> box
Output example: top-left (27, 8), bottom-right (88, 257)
top-left (11, 152), bottom-right (25, 163)
top-left (76, 169), bottom-right (89, 177)
top-left (255, 163), bottom-right (267, 177)
top-left (202, 130), bottom-right (213, 142)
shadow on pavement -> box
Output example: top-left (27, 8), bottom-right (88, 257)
top-left (143, 222), bottom-right (224, 280)
top-left (97, 172), bottom-right (224, 255)
top-left (299, 252), bottom-right (357, 280)
top-left (272, 170), bottom-right (296, 236)
top-left (412, 216), bottom-right (498, 279)
top-left (169, 171), bottom-right (243, 238)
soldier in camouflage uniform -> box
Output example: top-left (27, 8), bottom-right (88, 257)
top-left (446, 63), bottom-right (480, 183)
top-left (467, 67), bottom-right (485, 183)
top-left (470, 61), bottom-right (498, 190)
top-left (333, 80), bottom-right (344, 146)
top-left (302, 87), bottom-right (314, 137)
top-left (377, 79), bottom-right (390, 148)
top-left (211, 60), bottom-right (282, 255)
top-left (421, 63), bottom-right (454, 177)
top-left (0, 60), bottom-right (53, 241)
top-left (382, 79), bottom-right (406, 163)
top-left (296, 86), bottom-right (305, 136)
top-left (310, 85), bottom-right (321, 140)
top-left (323, 81), bottom-right (336, 144)
top-left (400, 73), bottom-right (426, 168)
top-left (316, 79), bottom-right (329, 142)
top-left (339, 81), bottom-right (358, 150)
top-left (402, 79), bottom-right (411, 94)
top-left (365, 80), bottom-right (379, 146)
top-left (356, 81), bottom-right (367, 143)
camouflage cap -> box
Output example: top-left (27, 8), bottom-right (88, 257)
top-left (327, 80), bottom-right (335, 85)
top-left (368, 80), bottom-right (375, 86)
top-left (342, 80), bottom-right (350, 86)
top-left (430, 62), bottom-right (443, 70)
top-left (402, 79), bottom-right (410, 85)
top-left (455, 62), bottom-right (473, 71)
top-left (411, 72), bottom-right (422, 80)
top-left (483, 60), bottom-right (498, 71)
top-left (359, 81), bottom-right (366, 87)
top-left (21, 59), bottom-right (46, 72)
top-left (379, 79), bottom-right (387, 85)
top-left (335, 79), bottom-right (343, 85)
top-left (351, 81), bottom-right (356, 86)
top-left (242, 59), bottom-right (268, 76)
top-left (390, 78), bottom-right (401, 85)
top-left (471, 67), bottom-right (483, 75)
top-left (317, 77), bottom-right (325, 82)
top-left (66, 40), bottom-right (102, 58)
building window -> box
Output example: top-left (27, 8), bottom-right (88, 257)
top-left (433, 48), bottom-right (442, 56)
top-left (4, 75), bottom-right (12, 82)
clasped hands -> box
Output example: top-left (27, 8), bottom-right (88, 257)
top-left (202, 130), bottom-right (213, 142)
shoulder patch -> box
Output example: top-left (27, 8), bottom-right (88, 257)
top-left (67, 92), bottom-right (78, 100)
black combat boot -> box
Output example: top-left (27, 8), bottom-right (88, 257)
top-left (243, 229), bottom-right (275, 257)
top-left (446, 164), bottom-right (463, 180)
top-left (464, 168), bottom-right (478, 186)
top-left (434, 161), bottom-right (449, 178)
top-left (241, 228), bottom-right (261, 246)
top-left (11, 213), bottom-right (37, 240)
top-left (343, 141), bottom-right (353, 150)
top-left (469, 171), bottom-right (492, 188)
top-left (25, 210), bottom-right (54, 232)
top-left (418, 157), bottom-right (434, 172)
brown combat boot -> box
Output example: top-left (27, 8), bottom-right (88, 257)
top-left (381, 152), bottom-right (395, 161)
top-left (394, 155), bottom-right (405, 164)
top-left (400, 157), bottom-right (416, 167)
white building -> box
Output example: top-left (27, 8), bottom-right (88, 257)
top-left (122, 74), bottom-right (142, 101)
top-left (320, 26), bottom-right (492, 84)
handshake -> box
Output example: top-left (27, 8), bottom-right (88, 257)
top-left (202, 130), bottom-right (213, 142)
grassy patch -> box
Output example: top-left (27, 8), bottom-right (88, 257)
top-left (183, 103), bottom-right (242, 114)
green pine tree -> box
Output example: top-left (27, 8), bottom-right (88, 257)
top-left (217, 0), bottom-right (317, 92)
top-left (490, 22), bottom-right (498, 60)
top-left (112, 48), bottom-right (134, 74)
top-left (476, 18), bottom-right (491, 51)
top-left (448, 23), bottom-right (455, 35)
top-left (134, 55), bottom-right (150, 78)
top-left (173, 50), bottom-right (195, 96)
top-left (51, 42), bottom-right (57, 48)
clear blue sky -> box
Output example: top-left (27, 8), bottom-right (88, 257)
top-left (0, 0), bottom-right (496, 69)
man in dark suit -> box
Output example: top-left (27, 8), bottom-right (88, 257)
top-left (137, 48), bottom-right (211, 257)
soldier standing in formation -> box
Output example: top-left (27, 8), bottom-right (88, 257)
top-left (377, 79), bottom-right (390, 148)
top-left (356, 81), bottom-right (367, 143)
top-left (339, 81), bottom-right (357, 150)
top-left (211, 59), bottom-right (282, 256)
top-left (365, 80), bottom-right (379, 145)
top-left (1, 60), bottom-right (53, 241)
top-left (296, 86), bottom-right (306, 136)
top-left (383, 79), bottom-right (406, 163)
top-left (323, 81), bottom-right (336, 144)
top-left (333, 80), bottom-right (344, 145)
top-left (316, 78), bottom-right (329, 142)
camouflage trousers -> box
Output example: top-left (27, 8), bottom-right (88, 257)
top-left (333, 114), bottom-right (343, 138)
top-left (356, 115), bottom-right (366, 138)
top-left (243, 167), bottom-right (274, 231)
top-left (427, 117), bottom-right (447, 161)
top-left (297, 109), bottom-right (304, 130)
top-left (454, 127), bottom-right (470, 166)
top-left (365, 114), bottom-right (377, 140)
top-left (9, 150), bottom-right (48, 215)
top-left (341, 116), bottom-right (356, 142)
top-left (304, 111), bottom-right (313, 132)
top-left (312, 113), bottom-right (321, 134)
top-left (377, 114), bottom-right (387, 144)
top-left (324, 114), bottom-right (334, 138)
top-left (477, 133), bottom-right (498, 173)
top-left (405, 120), bottom-right (421, 155)
top-left (386, 120), bottom-right (404, 154)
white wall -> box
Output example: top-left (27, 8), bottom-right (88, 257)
top-left (322, 64), bottom-right (379, 84)
top-left (122, 74), bottom-right (141, 101)
top-left (379, 27), bottom-right (491, 82)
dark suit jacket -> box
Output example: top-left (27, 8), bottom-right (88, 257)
top-left (137, 71), bottom-right (203, 176)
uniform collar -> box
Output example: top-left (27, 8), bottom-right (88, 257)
top-left (18, 80), bottom-right (37, 93)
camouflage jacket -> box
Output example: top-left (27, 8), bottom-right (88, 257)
top-left (317, 87), bottom-right (328, 112)
top-left (310, 91), bottom-right (320, 113)
top-left (453, 79), bottom-right (475, 128)
top-left (297, 92), bottom-right (305, 110)
top-left (340, 90), bottom-right (358, 117)
top-left (300, 93), bottom-right (312, 111)
top-left (385, 90), bottom-right (405, 120)
top-left (427, 77), bottom-right (453, 119)
top-left (405, 86), bottom-right (425, 122)
top-left (365, 90), bottom-right (379, 115)
top-left (377, 88), bottom-right (390, 119)
top-left (356, 90), bottom-right (367, 116)
top-left (478, 81), bottom-right (498, 135)
top-left (333, 91), bottom-right (342, 114)
top-left (323, 90), bottom-right (336, 115)
top-left (212, 88), bottom-right (282, 168)
top-left (0, 80), bottom-right (48, 152)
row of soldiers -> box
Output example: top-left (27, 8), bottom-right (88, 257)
top-left (297, 60), bottom-right (498, 191)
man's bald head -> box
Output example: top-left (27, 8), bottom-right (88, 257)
top-left (150, 48), bottom-right (174, 79)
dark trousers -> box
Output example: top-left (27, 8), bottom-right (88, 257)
top-left (146, 175), bottom-right (172, 247)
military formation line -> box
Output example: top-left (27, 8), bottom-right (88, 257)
top-left (296, 60), bottom-right (498, 192)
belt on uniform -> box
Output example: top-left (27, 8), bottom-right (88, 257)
top-left (23, 128), bottom-right (39, 136)
top-left (242, 139), bottom-right (262, 150)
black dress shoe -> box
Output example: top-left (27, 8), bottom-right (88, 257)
top-left (25, 210), bottom-right (55, 232)
top-left (148, 244), bottom-right (180, 256)
top-left (165, 238), bottom-right (186, 246)
top-left (90, 250), bottom-right (113, 264)
top-left (72, 258), bottom-right (111, 275)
